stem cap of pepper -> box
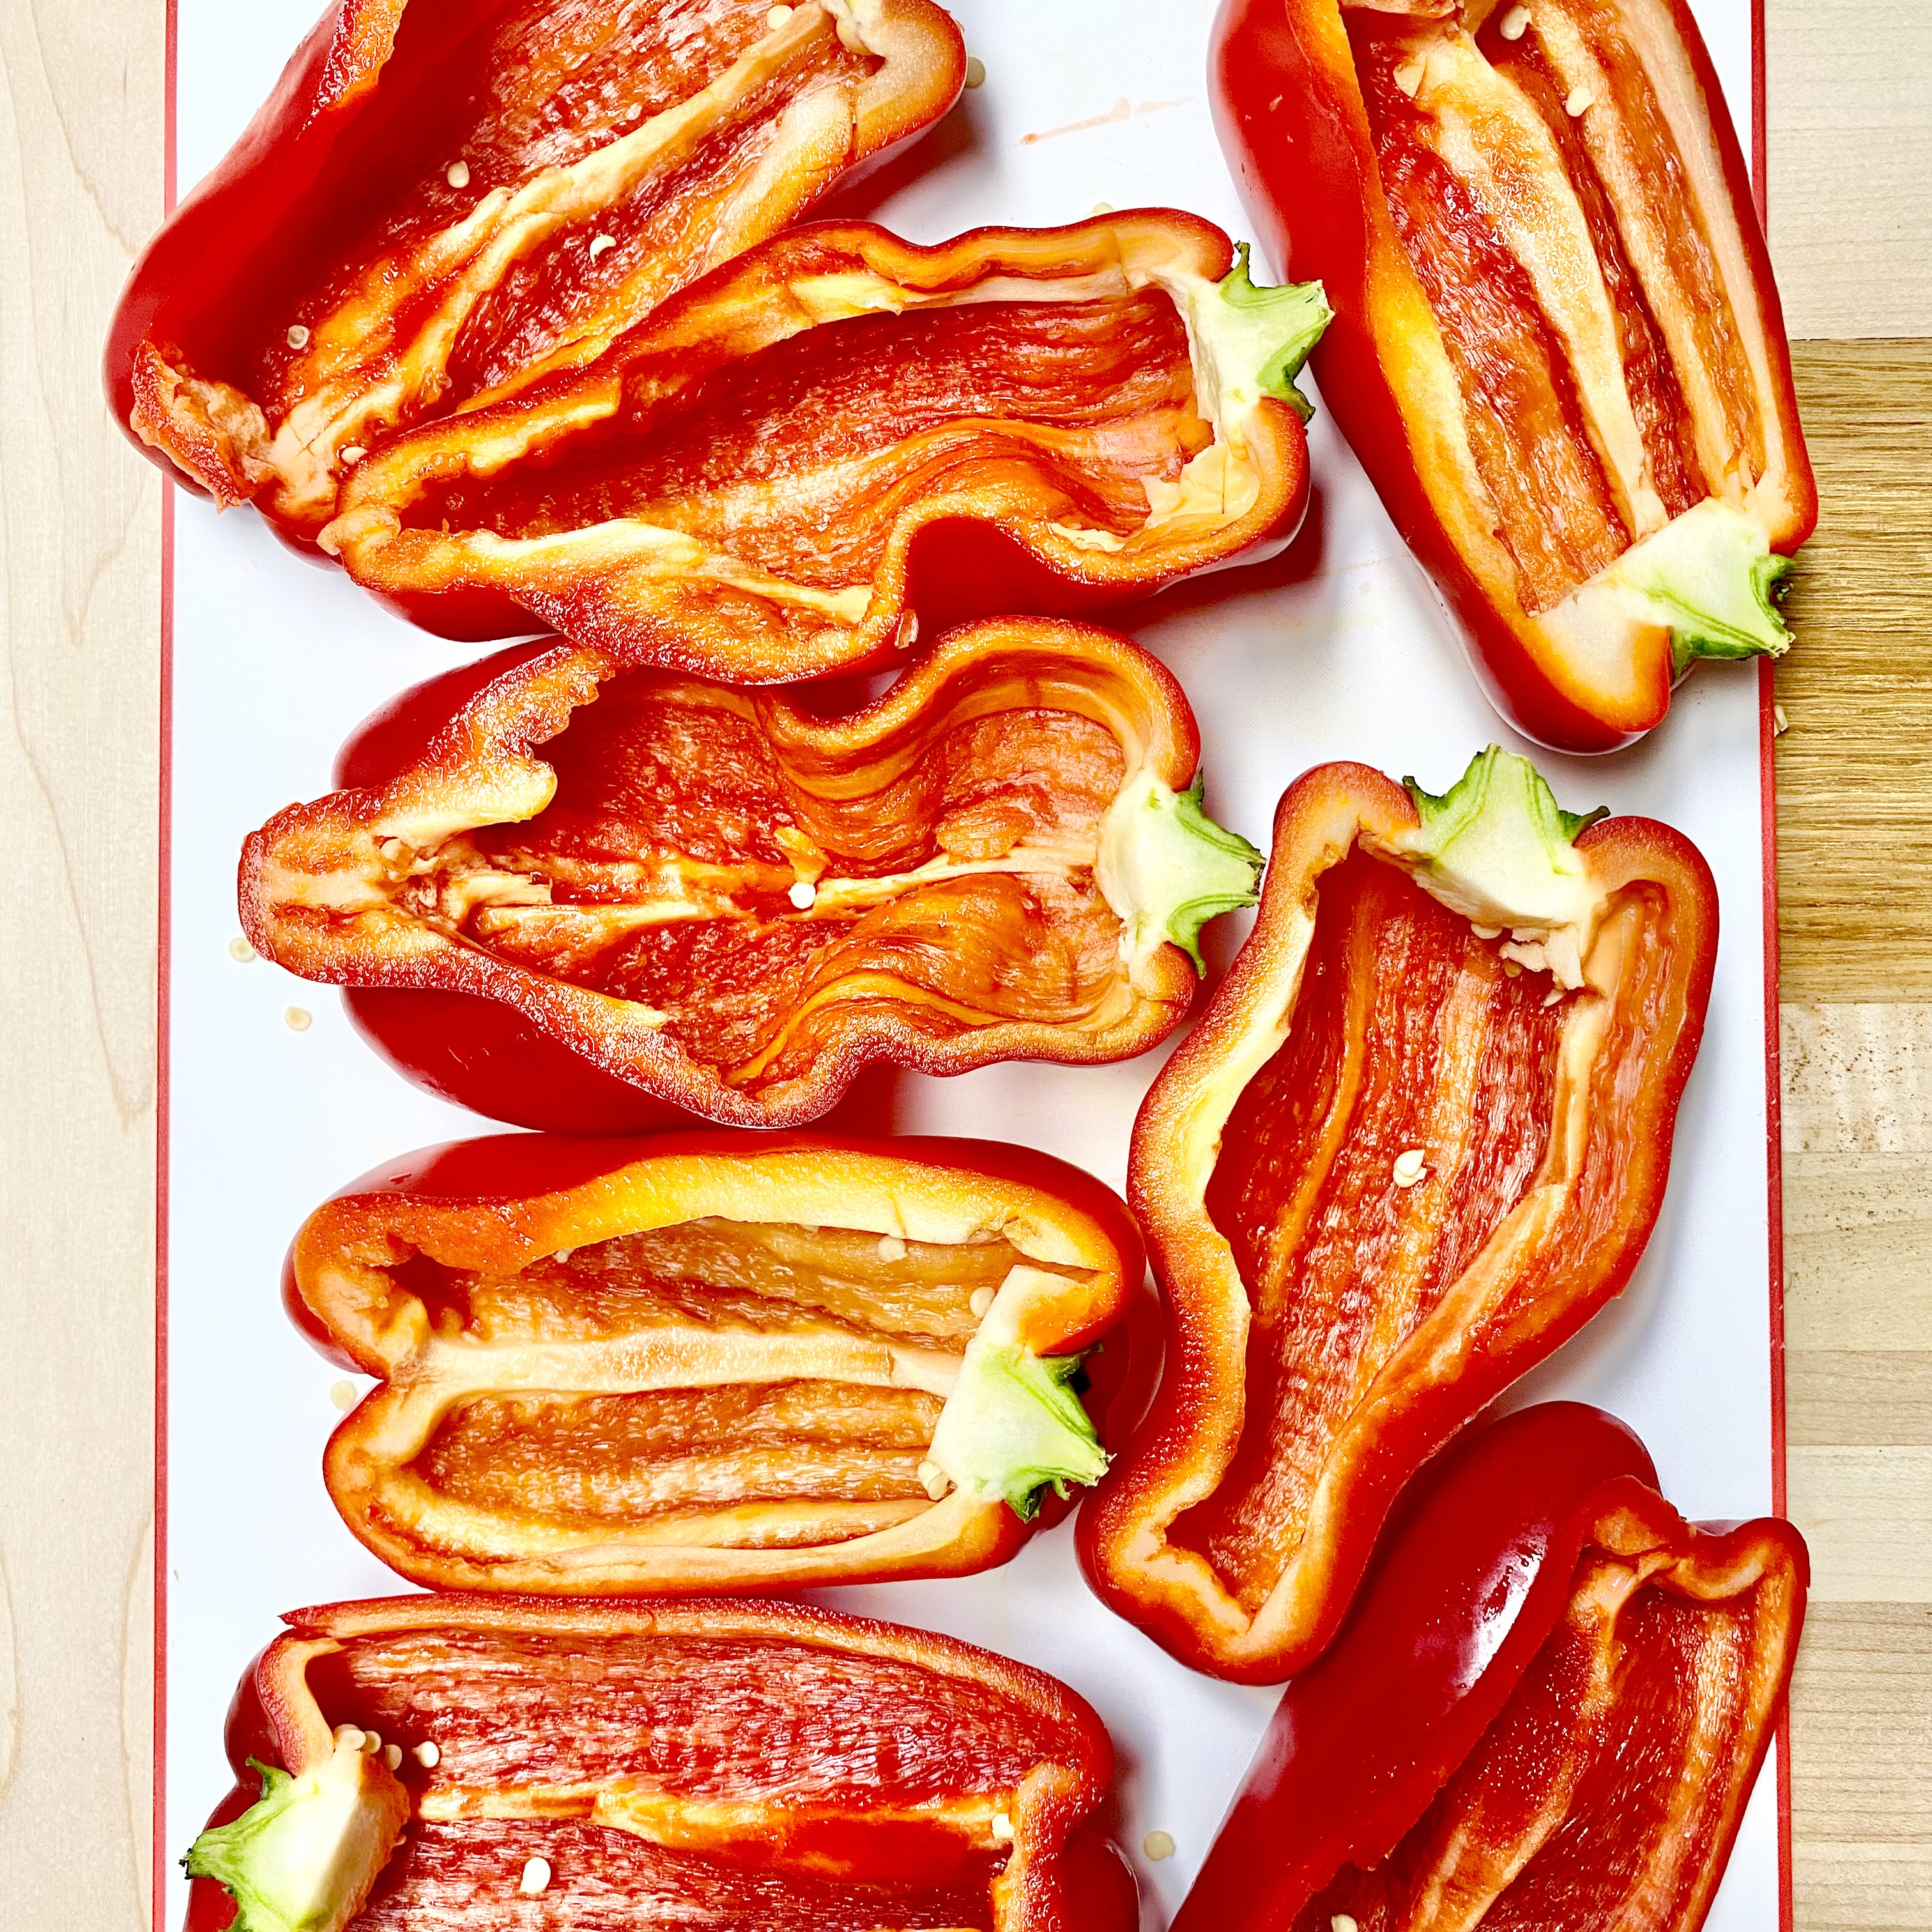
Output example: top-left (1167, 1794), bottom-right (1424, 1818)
top-left (1191, 242), bottom-right (1332, 425)
top-left (1097, 769), bottom-right (1263, 977)
top-left (926, 1266), bottom-right (1110, 1520)
top-left (1379, 747), bottom-right (1606, 978)
top-left (182, 1736), bottom-right (408, 1932)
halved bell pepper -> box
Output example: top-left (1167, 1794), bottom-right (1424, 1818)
top-left (1212, 0), bottom-right (1817, 749)
top-left (183, 1593), bottom-right (1138, 1932)
top-left (313, 213), bottom-right (1330, 674)
top-left (239, 618), bottom-right (1264, 1131)
top-left (1176, 1401), bottom-right (1807, 1932)
top-left (109, 0), bottom-right (965, 536)
top-left (286, 1131), bottom-right (1151, 1593)
top-left (1079, 747), bottom-right (1716, 1680)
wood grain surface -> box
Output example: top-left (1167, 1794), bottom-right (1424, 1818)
top-left (1, 3), bottom-right (1925, 1928)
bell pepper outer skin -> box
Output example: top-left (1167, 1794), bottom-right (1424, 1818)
top-left (280, 1130), bottom-right (1157, 1592)
top-left (1078, 759), bottom-right (1717, 1681)
top-left (1174, 1402), bottom-right (1809, 1932)
top-left (108, 0), bottom-right (965, 535)
top-left (240, 618), bottom-right (1231, 1132)
top-left (316, 213), bottom-right (1314, 679)
top-left (183, 1593), bottom-right (1137, 1932)
top-left (1211, 0), bottom-right (1816, 751)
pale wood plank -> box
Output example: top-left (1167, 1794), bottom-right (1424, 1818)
top-left (1775, 343), bottom-right (1932, 1003)
top-left (1788, 1449), bottom-right (1932, 1603)
top-left (0, 0), bottom-right (164, 1920)
top-left (1790, 1606), bottom-right (1932, 1931)
top-left (1790, 1354), bottom-right (1932, 1449)
top-left (1767, 0), bottom-right (1932, 339)
top-left (1784, 1004), bottom-right (1932, 1154)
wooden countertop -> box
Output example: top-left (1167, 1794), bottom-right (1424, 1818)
top-left (1, 3), bottom-right (1925, 1924)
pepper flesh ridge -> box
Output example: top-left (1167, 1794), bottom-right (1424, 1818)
top-left (186, 1595), bottom-right (1132, 1932)
top-left (238, 619), bottom-right (1222, 1131)
top-left (316, 213), bottom-right (1315, 678)
top-left (1078, 760), bottom-right (1717, 1681)
top-left (1212, 0), bottom-right (1816, 746)
top-left (110, 0), bottom-right (967, 534)
top-left (1298, 1515), bottom-right (1802, 1931)
top-left (1170, 1402), bottom-right (1807, 1932)
top-left (289, 1133), bottom-right (1144, 1593)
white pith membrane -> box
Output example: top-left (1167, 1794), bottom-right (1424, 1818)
top-left (316, 1176), bottom-right (1112, 1583)
top-left (318, 226), bottom-right (1301, 623)
top-left (143, 0), bottom-right (938, 526)
top-left (254, 648), bottom-right (1247, 1098)
top-left (1347, 0), bottom-right (1804, 702)
top-left (194, 1607), bottom-right (1108, 1930)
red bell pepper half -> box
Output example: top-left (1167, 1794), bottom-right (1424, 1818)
top-left (108, 0), bottom-right (965, 537)
top-left (1212, 0), bottom-right (1817, 749)
top-left (239, 618), bottom-right (1264, 1131)
top-left (181, 1593), bottom-right (1138, 1932)
top-left (1080, 747), bottom-right (1716, 1680)
top-left (1176, 1401), bottom-right (1807, 1932)
top-left (314, 213), bottom-right (1330, 677)
top-left (286, 1130), bottom-right (1153, 1594)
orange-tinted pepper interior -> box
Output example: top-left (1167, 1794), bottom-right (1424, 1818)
top-left (399, 671), bottom-right (1131, 1084)
top-left (1184, 850), bottom-right (1565, 1609)
top-left (405, 289), bottom-right (1212, 575)
top-left (1349, 0), bottom-right (1763, 612)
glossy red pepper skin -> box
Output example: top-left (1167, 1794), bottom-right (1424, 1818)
top-left (1080, 760), bottom-right (1717, 1681)
top-left (282, 1130), bottom-right (1156, 1593)
top-left (108, 0), bottom-right (964, 540)
top-left (1211, 0), bottom-right (1816, 750)
top-left (241, 618), bottom-right (1238, 1131)
top-left (1175, 1402), bottom-right (1808, 1932)
top-left (184, 1593), bottom-right (1138, 1932)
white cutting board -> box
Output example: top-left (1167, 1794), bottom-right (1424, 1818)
top-left (162, 2), bottom-right (1781, 1926)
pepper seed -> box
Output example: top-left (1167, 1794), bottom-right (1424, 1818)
top-left (447, 159), bottom-right (471, 188)
top-left (1392, 1149), bottom-right (1428, 1188)
top-left (1143, 1830), bottom-right (1176, 1860)
top-left (518, 1857), bottom-right (551, 1896)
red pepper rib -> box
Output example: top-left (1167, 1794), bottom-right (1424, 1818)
top-left (285, 1131), bottom-right (1149, 1593)
top-left (313, 213), bottom-right (1314, 677)
top-left (1176, 1404), bottom-right (1808, 1932)
top-left (1078, 761), bottom-right (1717, 1680)
top-left (238, 618), bottom-right (1229, 1131)
top-left (109, 0), bottom-right (964, 538)
top-left (1212, 0), bottom-right (1816, 748)
top-left (187, 1595), bottom-right (1135, 1932)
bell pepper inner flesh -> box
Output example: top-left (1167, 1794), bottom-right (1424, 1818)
top-left (1084, 755), bottom-right (1717, 1680)
top-left (188, 1600), bottom-right (1123, 1932)
top-left (244, 623), bottom-right (1249, 1127)
top-left (434, 671), bottom-right (1133, 1072)
top-left (1293, 1522), bottom-right (1802, 1931)
top-left (374, 1219), bottom-right (1094, 1546)
top-left (316, 218), bottom-right (1326, 677)
top-left (1184, 849), bottom-right (1577, 1609)
top-left (127, 0), bottom-right (965, 530)
top-left (401, 287), bottom-right (1213, 570)
top-left (296, 1138), bottom-right (1141, 1591)
top-left (1346, 0), bottom-right (1780, 640)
